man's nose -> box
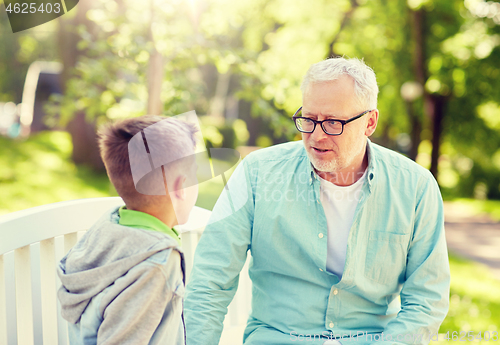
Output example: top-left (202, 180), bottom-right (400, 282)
top-left (310, 123), bottom-right (330, 141)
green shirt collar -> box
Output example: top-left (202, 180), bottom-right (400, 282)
top-left (118, 206), bottom-right (181, 245)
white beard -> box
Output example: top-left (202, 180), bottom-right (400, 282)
top-left (307, 151), bottom-right (343, 172)
top-left (305, 139), bottom-right (366, 174)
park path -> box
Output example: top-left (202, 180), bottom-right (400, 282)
top-left (443, 202), bottom-right (500, 280)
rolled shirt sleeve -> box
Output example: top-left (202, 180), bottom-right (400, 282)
top-left (184, 159), bottom-right (254, 345)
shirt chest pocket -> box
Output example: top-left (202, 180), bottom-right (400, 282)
top-left (364, 231), bottom-right (411, 284)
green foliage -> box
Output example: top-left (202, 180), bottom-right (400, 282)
top-left (431, 0), bottom-right (500, 198)
top-left (440, 254), bottom-right (500, 338)
top-left (48, 0), bottom-right (211, 127)
top-left (199, 116), bottom-right (250, 149)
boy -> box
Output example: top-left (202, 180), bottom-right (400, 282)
top-left (57, 115), bottom-right (199, 345)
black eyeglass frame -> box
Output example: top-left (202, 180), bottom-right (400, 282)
top-left (292, 107), bottom-right (373, 136)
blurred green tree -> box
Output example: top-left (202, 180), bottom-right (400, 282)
top-left (235, 0), bottom-right (500, 195)
top-left (2, 0), bottom-right (498, 197)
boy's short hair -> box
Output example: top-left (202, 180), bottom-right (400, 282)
top-left (98, 115), bottom-right (198, 209)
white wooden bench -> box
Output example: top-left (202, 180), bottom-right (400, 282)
top-left (0, 197), bottom-right (251, 345)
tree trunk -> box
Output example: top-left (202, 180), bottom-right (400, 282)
top-left (429, 95), bottom-right (446, 179)
top-left (408, 8), bottom-right (425, 161)
top-left (147, 49), bottom-right (164, 115)
top-left (326, 0), bottom-right (359, 58)
top-left (147, 0), bottom-right (164, 116)
top-left (405, 101), bottom-right (422, 161)
top-left (58, 0), bottom-right (105, 171)
top-left (411, 9), bottom-right (426, 86)
top-left (66, 112), bottom-right (104, 170)
top-left (210, 72), bottom-right (231, 118)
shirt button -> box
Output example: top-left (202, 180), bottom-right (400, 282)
top-left (317, 199), bottom-right (320, 204)
top-left (333, 289), bottom-right (338, 295)
top-left (329, 322), bottom-right (334, 328)
top-left (318, 233), bottom-right (324, 239)
top-left (319, 268), bottom-right (323, 272)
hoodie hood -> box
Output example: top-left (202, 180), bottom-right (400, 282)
top-left (57, 207), bottom-right (180, 324)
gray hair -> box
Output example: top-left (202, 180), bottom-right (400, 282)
top-left (301, 57), bottom-right (379, 110)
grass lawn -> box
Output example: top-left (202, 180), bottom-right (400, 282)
top-left (0, 131), bottom-right (114, 215)
top-left (438, 254), bottom-right (500, 343)
top-left (444, 198), bottom-right (500, 222)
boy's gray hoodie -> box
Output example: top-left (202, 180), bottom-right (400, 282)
top-left (57, 207), bottom-right (185, 345)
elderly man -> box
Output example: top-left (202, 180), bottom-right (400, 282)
top-left (184, 57), bottom-right (450, 345)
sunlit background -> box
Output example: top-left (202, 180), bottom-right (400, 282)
top-left (1, 0), bottom-right (500, 341)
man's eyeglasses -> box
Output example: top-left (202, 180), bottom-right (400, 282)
top-left (292, 107), bottom-right (372, 136)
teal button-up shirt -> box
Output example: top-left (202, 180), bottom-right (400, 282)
top-left (185, 139), bottom-right (450, 345)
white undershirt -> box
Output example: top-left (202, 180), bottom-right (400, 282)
top-left (318, 170), bottom-right (367, 279)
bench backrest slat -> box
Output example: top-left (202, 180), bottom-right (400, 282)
top-left (14, 246), bottom-right (34, 345)
top-left (0, 255), bottom-right (7, 345)
top-left (39, 238), bottom-right (57, 345)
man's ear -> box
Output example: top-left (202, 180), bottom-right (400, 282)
top-left (365, 109), bottom-right (379, 137)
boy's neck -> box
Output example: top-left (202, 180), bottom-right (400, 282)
top-left (129, 206), bottom-right (177, 229)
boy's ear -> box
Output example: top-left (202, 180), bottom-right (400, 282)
top-left (171, 174), bottom-right (187, 200)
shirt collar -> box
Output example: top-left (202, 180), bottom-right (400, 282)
top-left (365, 138), bottom-right (376, 187)
top-left (118, 206), bottom-right (181, 245)
top-left (307, 154), bottom-right (319, 185)
top-left (307, 138), bottom-right (376, 187)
